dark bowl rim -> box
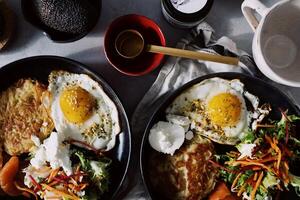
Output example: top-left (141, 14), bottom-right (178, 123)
top-left (104, 14), bottom-right (166, 76)
top-left (139, 72), bottom-right (300, 199)
top-left (20, 0), bottom-right (102, 43)
top-left (0, 55), bottom-right (132, 199)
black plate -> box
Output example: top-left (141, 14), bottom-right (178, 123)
top-left (0, 56), bottom-right (131, 199)
top-left (140, 72), bottom-right (300, 200)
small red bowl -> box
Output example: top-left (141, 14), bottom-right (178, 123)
top-left (104, 14), bottom-right (166, 76)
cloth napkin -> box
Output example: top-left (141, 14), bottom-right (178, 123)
top-left (123, 22), bottom-right (299, 200)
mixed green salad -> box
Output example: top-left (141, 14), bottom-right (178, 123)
top-left (22, 144), bottom-right (111, 200)
top-left (211, 110), bottom-right (300, 200)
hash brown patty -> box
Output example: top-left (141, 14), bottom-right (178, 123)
top-left (0, 79), bottom-right (54, 155)
top-left (149, 135), bottom-right (217, 200)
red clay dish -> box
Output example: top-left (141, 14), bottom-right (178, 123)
top-left (104, 14), bottom-right (166, 76)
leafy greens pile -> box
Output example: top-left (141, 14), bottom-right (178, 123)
top-left (71, 149), bottom-right (112, 200)
top-left (212, 110), bottom-right (300, 200)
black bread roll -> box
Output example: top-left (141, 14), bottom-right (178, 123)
top-left (33, 0), bottom-right (98, 34)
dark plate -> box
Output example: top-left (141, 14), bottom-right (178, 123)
top-left (0, 56), bottom-right (131, 199)
top-left (140, 72), bottom-right (300, 200)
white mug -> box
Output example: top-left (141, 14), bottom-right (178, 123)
top-left (242, 0), bottom-right (300, 87)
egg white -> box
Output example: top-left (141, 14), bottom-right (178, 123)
top-left (149, 121), bottom-right (185, 155)
top-left (48, 71), bottom-right (120, 150)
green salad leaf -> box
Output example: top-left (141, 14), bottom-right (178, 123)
top-left (73, 150), bottom-right (112, 194)
top-left (262, 172), bottom-right (279, 189)
top-left (241, 130), bottom-right (256, 143)
top-left (289, 173), bottom-right (300, 196)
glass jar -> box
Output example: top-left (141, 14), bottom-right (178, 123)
top-left (161, 0), bottom-right (214, 28)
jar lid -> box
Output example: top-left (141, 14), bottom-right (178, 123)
top-left (162, 0), bottom-right (214, 23)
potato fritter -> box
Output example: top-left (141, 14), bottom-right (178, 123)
top-left (149, 135), bottom-right (217, 200)
top-left (0, 79), bottom-right (54, 155)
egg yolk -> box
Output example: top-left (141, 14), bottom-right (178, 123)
top-left (59, 86), bottom-right (95, 124)
top-left (207, 93), bottom-right (241, 127)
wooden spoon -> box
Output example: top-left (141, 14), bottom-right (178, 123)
top-left (115, 29), bottom-right (239, 66)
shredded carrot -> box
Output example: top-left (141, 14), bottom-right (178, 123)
top-left (14, 182), bottom-right (38, 200)
top-left (277, 183), bottom-right (283, 191)
top-left (256, 124), bottom-right (275, 128)
top-left (284, 161), bottom-right (289, 170)
top-left (70, 177), bottom-right (78, 186)
top-left (237, 183), bottom-right (246, 197)
top-left (265, 135), bottom-right (276, 150)
top-left (48, 180), bottom-right (59, 187)
top-left (75, 165), bottom-right (80, 173)
top-left (68, 183), bottom-right (76, 191)
top-left (252, 167), bottom-right (263, 171)
top-left (46, 196), bottom-right (62, 199)
top-left (80, 183), bottom-right (88, 190)
top-left (231, 161), bottom-right (272, 172)
top-left (61, 171), bottom-right (67, 177)
top-left (253, 172), bottom-right (258, 181)
top-left (29, 175), bottom-right (42, 191)
top-left (231, 173), bottom-right (242, 191)
top-left (264, 135), bottom-right (282, 170)
top-left (41, 184), bottom-right (80, 200)
top-left (33, 166), bottom-right (51, 173)
top-left (273, 137), bottom-right (278, 145)
top-left (74, 165), bottom-right (80, 182)
top-left (276, 148), bottom-right (282, 170)
top-left (250, 172), bottom-right (264, 200)
top-left (257, 156), bottom-right (278, 163)
top-left (48, 168), bottom-right (60, 183)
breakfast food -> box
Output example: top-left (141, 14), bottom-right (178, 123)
top-left (0, 71), bottom-right (121, 199)
top-left (0, 79), bottom-right (54, 155)
top-left (48, 71), bottom-right (120, 151)
top-left (147, 77), bottom-right (300, 200)
top-left (149, 135), bottom-right (217, 200)
top-left (166, 78), bottom-right (269, 145)
top-left (32, 0), bottom-right (98, 34)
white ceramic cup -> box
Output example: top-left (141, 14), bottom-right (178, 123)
top-left (242, 0), bottom-right (300, 87)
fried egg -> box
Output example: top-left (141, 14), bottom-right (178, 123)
top-left (166, 78), bottom-right (260, 145)
top-left (48, 71), bottom-right (120, 150)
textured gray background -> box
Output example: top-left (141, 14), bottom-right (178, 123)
top-left (0, 0), bottom-right (299, 198)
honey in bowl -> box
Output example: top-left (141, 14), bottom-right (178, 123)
top-left (115, 29), bottom-right (145, 59)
